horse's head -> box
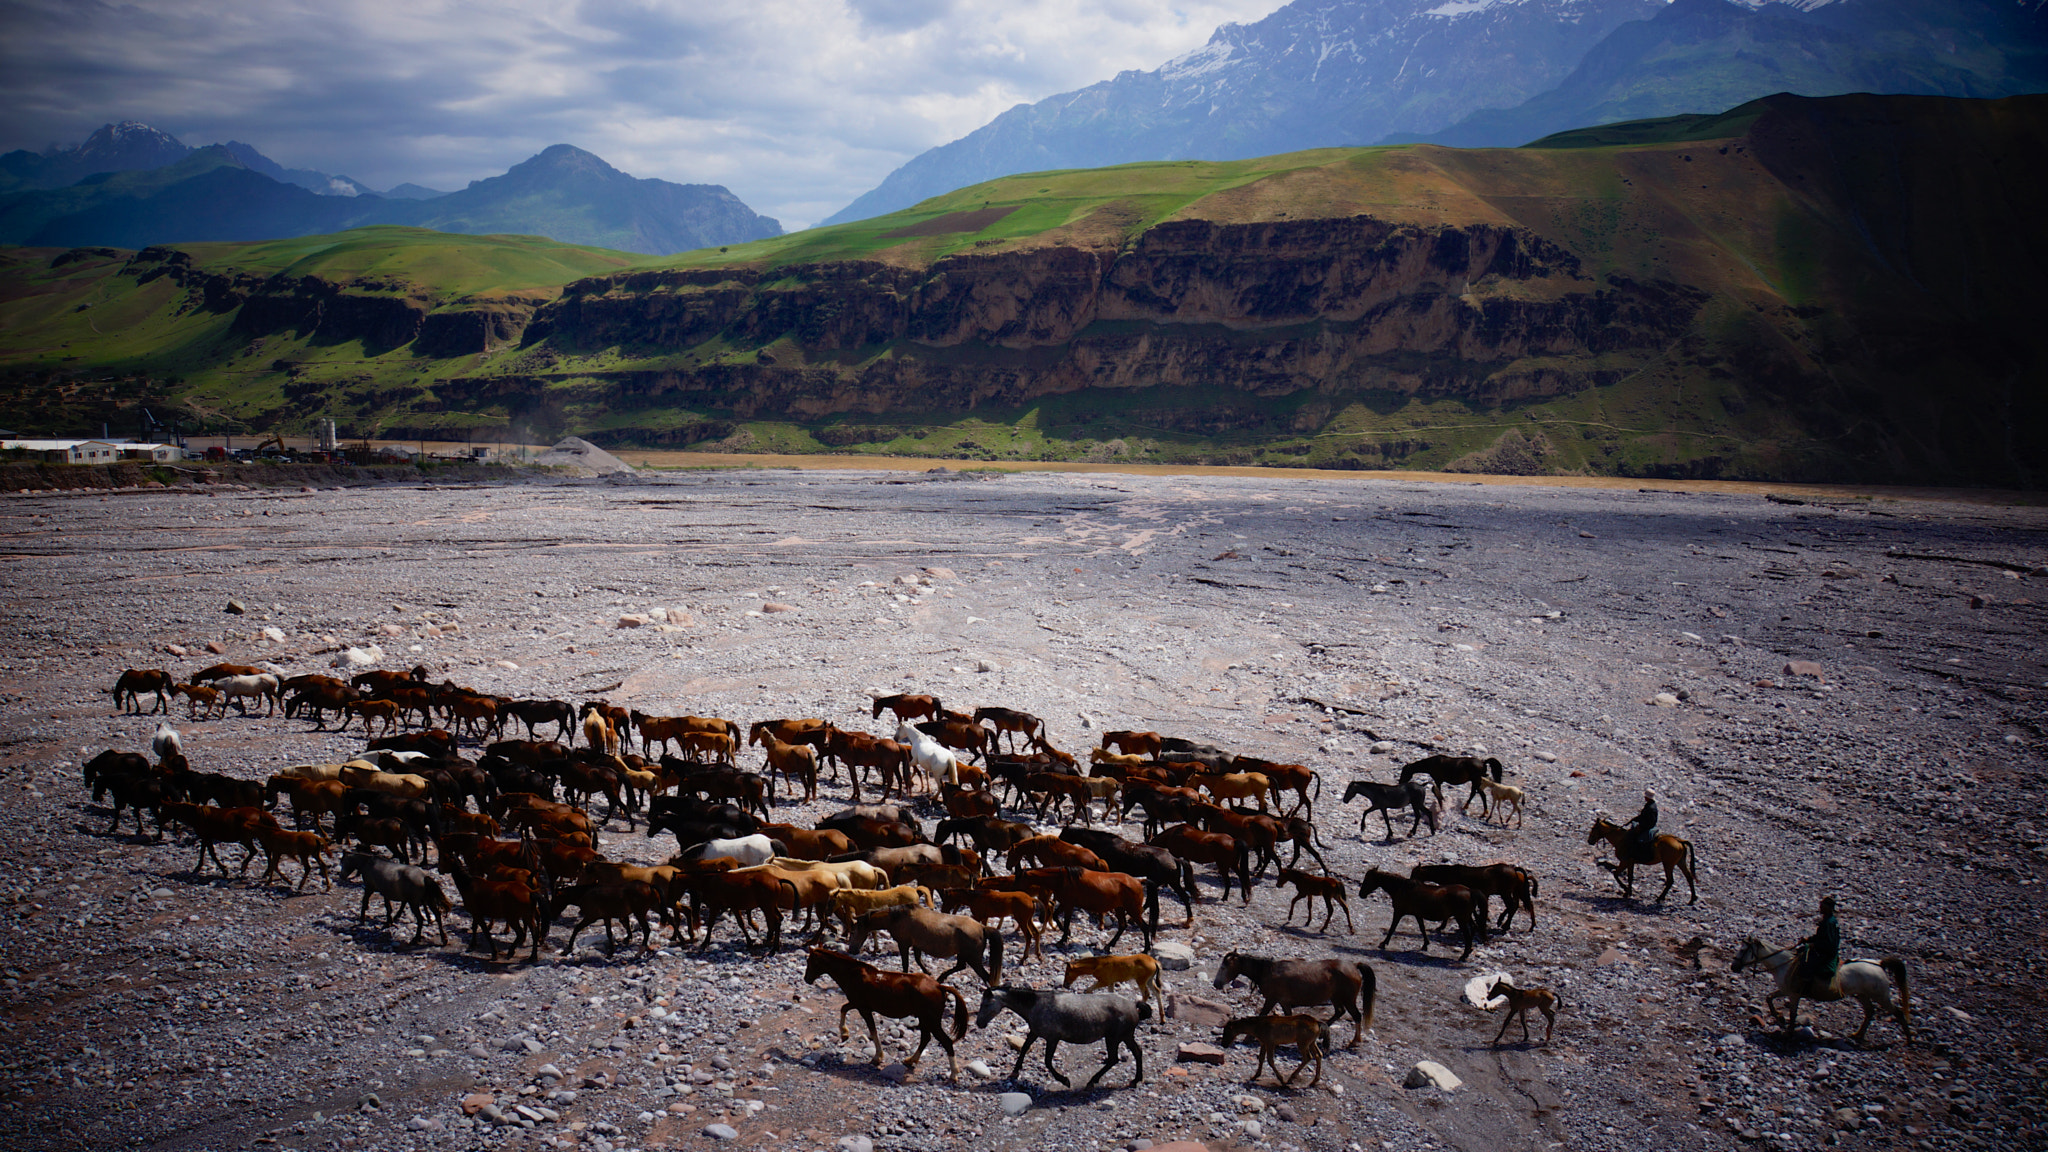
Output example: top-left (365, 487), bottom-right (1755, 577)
top-left (802, 947), bottom-right (831, 984)
top-left (1212, 951), bottom-right (1243, 989)
top-left (974, 986), bottom-right (1013, 1030)
top-left (1585, 817), bottom-right (1616, 845)
top-left (1357, 869), bottom-right (1387, 897)
top-left (1730, 937), bottom-right (1764, 972)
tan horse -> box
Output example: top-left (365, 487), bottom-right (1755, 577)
top-left (1733, 937), bottom-right (1912, 1045)
top-left (1585, 817), bottom-right (1699, 904)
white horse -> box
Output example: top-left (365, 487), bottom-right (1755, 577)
top-left (1732, 936), bottom-right (1912, 1044)
top-left (151, 723), bottom-right (182, 761)
top-left (895, 721), bottom-right (960, 791)
top-left (214, 673), bottom-right (281, 716)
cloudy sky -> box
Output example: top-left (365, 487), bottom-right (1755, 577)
top-left (0, 0), bottom-right (1282, 229)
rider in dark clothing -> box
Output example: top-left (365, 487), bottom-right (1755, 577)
top-left (1797, 896), bottom-right (1841, 990)
top-left (1624, 788), bottom-right (1658, 863)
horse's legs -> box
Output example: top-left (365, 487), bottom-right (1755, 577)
top-left (861, 1009), bottom-right (886, 1066)
top-left (1656, 862), bottom-right (1676, 903)
top-left (1007, 1033), bottom-right (1037, 1085)
top-left (1493, 1009), bottom-right (1516, 1045)
top-left (1379, 913), bottom-right (1401, 950)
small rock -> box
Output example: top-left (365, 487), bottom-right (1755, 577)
top-left (467, 1044), bottom-right (491, 1059)
top-left (378, 622), bottom-right (406, 637)
top-left (1166, 993), bottom-right (1229, 1027)
top-left (536, 1063), bottom-right (563, 1081)
top-left (977, 659), bottom-right (1001, 673)
top-left (617, 615), bottom-right (649, 629)
top-left (1652, 693), bottom-right (1681, 708)
top-left (461, 1093), bottom-right (495, 1116)
top-left (703, 1123), bottom-right (739, 1140)
top-left (261, 626), bottom-right (286, 642)
top-left (836, 1137), bottom-right (874, 1152)
top-left (1236, 1095), bottom-right (1265, 1113)
top-left (500, 1036), bottom-right (531, 1052)
top-left (495, 659), bottom-right (519, 670)
top-left (1177, 1043), bottom-right (1228, 1065)
top-left (1578, 531), bottom-right (1597, 539)
top-left (999, 1091), bottom-right (1034, 1116)
top-left (225, 600), bottom-right (247, 615)
top-left (164, 644), bottom-right (187, 657)
top-left (1274, 1104), bottom-right (1300, 1123)
top-left (1946, 1006), bottom-right (1973, 1022)
top-left (1784, 660), bottom-right (1826, 679)
top-left (1238, 1120), bottom-right (1264, 1139)
top-left (1369, 741), bottom-right (1395, 754)
top-left (1404, 1060), bottom-right (1463, 1091)
top-left (1152, 940), bottom-right (1196, 971)
top-left (1464, 972), bottom-right (1510, 1008)
top-left (1533, 751), bottom-right (1557, 762)
top-left (478, 1104), bottom-right (506, 1125)
top-left (965, 1059), bottom-right (994, 1079)
top-left (760, 602), bottom-right (796, 613)
top-left (205, 640), bottom-right (227, 655)
top-left (924, 567), bottom-right (955, 579)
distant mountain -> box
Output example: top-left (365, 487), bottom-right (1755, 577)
top-left (0, 121), bottom-right (192, 192)
top-left (383, 183), bottom-right (447, 201)
top-left (385, 145), bottom-right (781, 254)
top-left (0, 142), bottom-right (781, 255)
top-left (821, 0), bottom-right (1668, 225)
top-left (0, 147), bottom-right (370, 249)
top-left (219, 141), bottom-right (378, 197)
top-left (1402, 0), bottom-right (2048, 146)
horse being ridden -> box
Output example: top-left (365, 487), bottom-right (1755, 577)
top-left (1733, 934), bottom-right (1912, 1045)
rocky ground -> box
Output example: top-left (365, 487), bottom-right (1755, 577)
top-left (0, 467), bottom-right (2043, 1152)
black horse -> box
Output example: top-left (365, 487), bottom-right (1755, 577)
top-left (1397, 754), bottom-right (1504, 812)
top-left (1342, 778), bottom-right (1438, 839)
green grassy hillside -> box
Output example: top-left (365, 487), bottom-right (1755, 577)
top-left (1, 92), bottom-right (2041, 486)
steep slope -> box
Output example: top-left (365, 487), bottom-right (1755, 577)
top-left (218, 142), bottom-right (378, 197)
top-left (382, 145), bottom-right (783, 255)
top-left (822, 0), bottom-right (1665, 225)
top-left (1407, 0), bottom-right (2048, 146)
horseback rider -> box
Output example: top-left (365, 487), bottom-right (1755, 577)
top-left (1623, 788), bottom-right (1658, 863)
top-left (1796, 895), bottom-right (1841, 994)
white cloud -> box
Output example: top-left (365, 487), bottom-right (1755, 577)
top-left (0, 0), bottom-right (1282, 229)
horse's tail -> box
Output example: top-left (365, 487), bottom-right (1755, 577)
top-left (947, 983), bottom-right (970, 1041)
top-left (1357, 963), bottom-right (1378, 1033)
top-left (1684, 839), bottom-right (1700, 881)
top-left (1883, 957), bottom-right (1912, 1036)
top-left (1310, 771), bottom-right (1323, 803)
top-left (1488, 758), bottom-right (1503, 782)
top-left (987, 931), bottom-right (1005, 986)
top-left (1144, 878), bottom-right (1160, 939)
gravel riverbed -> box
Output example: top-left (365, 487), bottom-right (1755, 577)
top-left (0, 467), bottom-right (2042, 1152)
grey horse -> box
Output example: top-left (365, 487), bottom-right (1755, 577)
top-left (339, 851), bottom-right (450, 945)
top-left (974, 985), bottom-right (1150, 1089)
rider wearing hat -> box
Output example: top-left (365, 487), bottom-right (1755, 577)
top-left (1797, 895), bottom-right (1841, 993)
top-left (1623, 788), bottom-right (1659, 864)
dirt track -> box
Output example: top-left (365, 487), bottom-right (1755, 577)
top-left (0, 467), bottom-right (2043, 1152)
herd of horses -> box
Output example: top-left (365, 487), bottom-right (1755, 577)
top-left (91, 662), bottom-right (1910, 1095)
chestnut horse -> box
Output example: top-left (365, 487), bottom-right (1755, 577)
top-left (805, 947), bottom-right (970, 1079)
top-left (1585, 817), bottom-right (1699, 904)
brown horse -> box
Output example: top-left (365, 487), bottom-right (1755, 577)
top-left (1220, 1013), bottom-right (1333, 1087)
top-left (1357, 868), bottom-right (1482, 961)
top-left (1211, 952), bottom-right (1376, 1048)
top-left (805, 947), bottom-right (970, 1079)
top-left (1397, 754), bottom-right (1504, 812)
top-left (1410, 862), bottom-right (1539, 932)
top-left (872, 693), bottom-right (941, 723)
top-left (1585, 817), bottom-right (1699, 904)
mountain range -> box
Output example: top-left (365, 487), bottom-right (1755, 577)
top-left (825, 0), bottom-right (2048, 224)
top-left (0, 133), bottom-right (782, 256)
top-left (4, 92), bottom-right (2040, 487)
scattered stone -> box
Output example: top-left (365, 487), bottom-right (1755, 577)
top-left (1166, 993), bottom-right (1230, 1027)
top-left (205, 640), bottom-right (227, 654)
top-left (703, 1123), bottom-right (739, 1140)
top-left (1177, 1043), bottom-right (1228, 1065)
top-left (1533, 751), bottom-right (1557, 762)
top-left (618, 615), bottom-right (649, 629)
top-left (164, 643), bottom-right (187, 657)
top-left (261, 626), bottom-right (286, 642)
top-left (1784, 660), bottom-right (1826, 679)
top-left (761, 602), bottom-right (797, 613)
top-left (1238, 1119), bottom-right (1264, 1139)
top-left (1578, 531), bottom-right (1597, 539)
top-left (1152, 940), bottom-right (1196, 971)
top-left (225, 600), bottom-right (247, 614)
top-left (999, 1091), bottom-right (1034, 1116)
top-left (1652, 692), bottom-right (1681, 707)
top-left (1369, 740), bottom-right (1395, 754)
top-left (536, 1063), bottom-right (563, 1081)
top-left (378, 622), bottom-right (406, 636)
top-left (836, 1137), bottom-right (873, 1152)
top-left (1404, 1060), bottom-right (1463, 1091)
top-left (461, 1093), bottom-right (495, 1116)
top-left (965, 1059), bottom-right (994, 1079)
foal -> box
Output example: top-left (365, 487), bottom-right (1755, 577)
top-left (1485, 978), bottom-right (1560, 1044)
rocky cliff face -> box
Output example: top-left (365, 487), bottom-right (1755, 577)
top-left (509, 216), bottom-right (1703, 420)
